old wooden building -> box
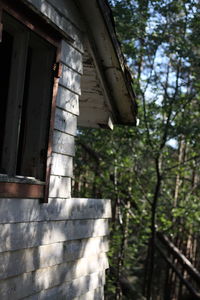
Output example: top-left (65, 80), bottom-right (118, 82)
top-left (0, 0), bottom-right (137, 299)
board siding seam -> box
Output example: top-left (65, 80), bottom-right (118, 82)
top-left (0, 243), bottom-right (109, 263)
top-left (0, 236), bottom-right (110, 254)
top-left (72, 287), bottom-right (104, 300)
top-left (0, 271), bottom-right (107, 300)
top-left (51, 151), bottom-right (73, 168)
top-left (73, 286), bottom-right (105, 300)
top-left (0, 217), bottom-right (110, 226)
top-left (59, 67), bottom-right (81, 95)
top-left (0, 217), bottom-right (111, 224)
top-left (0, 258), bottom-right (108, 284)
top-left (60, 60), bottom-right (83, 76)
top-left (47, 197), bottom-right (72, 200)
top-left (53, 127), bottom-right (77, 138)
top-left (0, 199), bottom-right (111, 223)
top-left (0, 224), bottom-right (109, 253)
top-left (70, 284), bottom-right (106, 300)
top-left (45, 0), bottom-right (85, 35)
top-left (0, 252), bottom-right (109, 282)
top-left (53, 128), bottom-right (77, 137)
top-left (0, 247), bottom-right (109, 265)
top-left (50, 173), bottom-right (73, 178)
top-left (52, 144), bottom-right (75, 158)
top-left (48, 195), bottom-right (72, 200)
top-left (58, 82), bottom-right (82, 97)
top-left (55, 106), bottom-right (78, 117)
top-left (49, 174), bottom-right (71, 176)
top-left (0, 217), bottom-right (109, 222)
top-left (56, 90), bottom-right (79, 116)
top-left (0, 237), bottom-right (109, 262)
top-left (52, 150), bottom-right (75, 159)
top-left (0, 217), bottom-right (111, 225)
top-left (61, 40), bottom-right (84, 56)
top-left (24, 0), bottom-right (83, 52)
top-left (19, 271), bottom-right (106, 300)
top-left (51, 149), bottom-right (74, 157)
top-left (60, 36), bottom-right (84, 55)
top-left (54, 114), bottom-right (77, 136)
top-left (61, 40), bottom-right (85, 57)
top-left (50, 172), bottom-right (73, 178)
top-left (55, 105), bottom-right (79, 118)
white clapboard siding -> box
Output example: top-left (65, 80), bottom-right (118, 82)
top-left (52, 130), bottom-right (75, 156)
top-left (0, 198), bottom-right (111, 223)
top-left (0, 255), bottom-right (107, 300)
top-left (0, 237), bottom-right (109, 280)
top-left (25, 0), bottom-right (83, 52)
top-left (51, 153), bottom-right (73, 177)
top-left (0, 1), bottom-right (112, 300)
top-left (24, 271), bottom-right (105, 300)
top-left (54, 108), bottom-right (77, 136)
top-left (29, 287), bottom-right (105, 300)
top-left (61, 40), bottom-right (83, 74)
top-left (0, 219), bottom-right (109, 252)
top-left (49, 175), bottom-right (71, 198)
top-left (81, 66), bottom-right (103, 94)
top-left (80, 92), bottom-right (106, 109)
top-left (46, 198), bottom-right (111, 221)
top-left (60, 64), bottom-right (81, 95)
top-left (56, 86), bottom-right (79, 115)
top-left (78, 107), bottom-right (110, 125)
top-left (73, 287), bottom-right (104, 300)
top-left (46, 0), bottom-right (85, 30)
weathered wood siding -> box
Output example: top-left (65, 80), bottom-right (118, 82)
top-left (0, 1), bottom-right (111, 299)
top-left (0, 197), bottom-right (111, 299)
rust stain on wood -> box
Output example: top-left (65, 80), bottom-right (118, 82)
top-left (0, 182), bottom-right (45, 198)
top-left (44, 45), bottom-right (61, 203)
top-left (0, 0), bottom-right (61, 47)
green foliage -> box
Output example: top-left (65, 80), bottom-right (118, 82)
top-left (74, 0), bottom-right (200, 298)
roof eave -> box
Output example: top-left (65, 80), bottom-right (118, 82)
top-left (75, 0), bottom-right (137, 125)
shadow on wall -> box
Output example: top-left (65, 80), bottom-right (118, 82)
top-left (0, 3), bottom-right (111, 297)
top-left (0, 194), bottom-right (110, 299)
top-left (0, 42), bottom-right (109, 291)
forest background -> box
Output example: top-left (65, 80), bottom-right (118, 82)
top-left (72, 0), bottom-right (200, 299)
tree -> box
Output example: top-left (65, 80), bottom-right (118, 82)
top-left (74, 1), bottom-right (200, 299)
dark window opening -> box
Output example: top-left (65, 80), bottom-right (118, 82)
top-left (0, 30), bottom-right (13, 172)
top-left (16, 47), bottom-right (32, 176)
top-left (0, 12), bottom-right (56, 182)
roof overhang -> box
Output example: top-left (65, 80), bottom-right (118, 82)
top-left (75, 0), bottom-right (137, 128)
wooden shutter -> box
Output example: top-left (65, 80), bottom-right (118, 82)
top-left (0, 0), bottom-right (61, 201)
top-left (0, 4), bottom-right (3, 42)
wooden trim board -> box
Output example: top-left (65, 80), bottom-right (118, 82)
top-left (0, 182), bottom-right (44, 198)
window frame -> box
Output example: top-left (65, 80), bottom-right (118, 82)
top-left (0, 0), bottom-right (62, 202)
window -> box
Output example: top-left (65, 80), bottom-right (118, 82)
top-left (0, 3), bottom-right (60, 200)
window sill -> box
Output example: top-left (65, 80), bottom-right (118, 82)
top-left (0, 175), bottom-right (45, 199)
top-left (0, 174), bottom-right (45, 184)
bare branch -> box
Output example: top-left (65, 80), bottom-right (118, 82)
top-left (164, 155), bottom-right (200, 172)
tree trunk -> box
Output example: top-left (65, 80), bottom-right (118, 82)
top-left (146, 158), bottom-right (162, 300)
